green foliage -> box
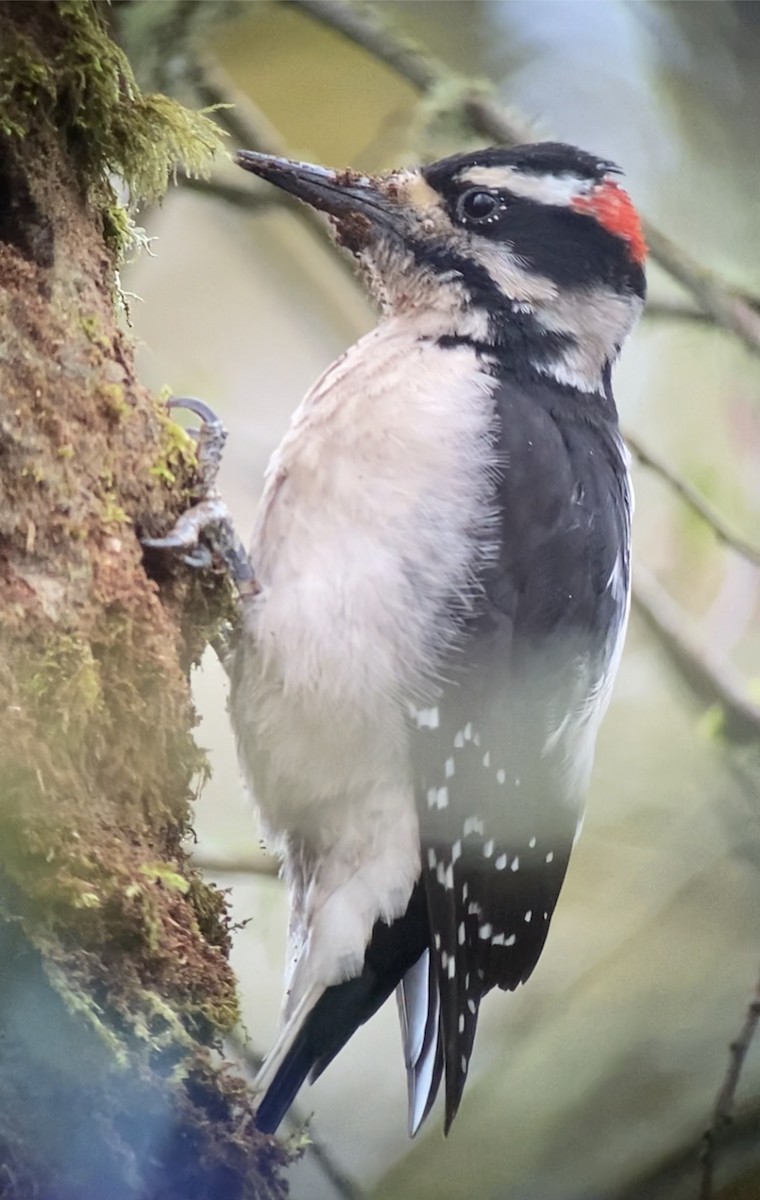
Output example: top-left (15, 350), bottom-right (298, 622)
top-left (0, 0), bottom-right (225, 259)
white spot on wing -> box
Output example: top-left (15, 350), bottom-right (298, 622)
top-left (415, 706), bottom-right (440, 729)
top-left (463, 816), bottom-right (485, 837)
top-left (495, 854), bottom-right (507, 870)
top-left (511, 856), bottom-right (520, 872)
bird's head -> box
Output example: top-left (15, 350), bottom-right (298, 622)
top-left (237, 142), bottom-right (646, 394)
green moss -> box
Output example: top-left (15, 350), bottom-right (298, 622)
top-left (100, 492), bottom-right (129, 526)
top-left (140, 863), bottom-right (190, 895)
top-left (0, 0), bottom-right (225, 261)
top-left (150, 403), bottom-right (198, 488)
top-left (42, 958), bottom-right (131, 1065)
top-left (21, 634), bottom-right (103, 743)
top-left (100, 382), bottom-right (130, 421)
top-left (0, 26), bottom-right (56, 139)
top-left (80, 312), bottom-right (111, 350)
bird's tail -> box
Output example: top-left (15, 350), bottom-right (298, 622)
top-left (254, 973), bottom-right (391, 1133)
top-left (255, 882), bottom-right (431, 1134)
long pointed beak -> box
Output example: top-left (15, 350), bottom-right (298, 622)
top-left (235, 150), bottom-right (395, 231)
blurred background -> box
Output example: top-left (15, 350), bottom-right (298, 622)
top-left (119, 2), bottom-right (760, 1197)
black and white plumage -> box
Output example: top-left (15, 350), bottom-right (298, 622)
top-left (230, 142), bottom-right (644, 1136)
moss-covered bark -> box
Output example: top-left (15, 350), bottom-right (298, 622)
top-left (0, 3), bottom-right (286, 1196)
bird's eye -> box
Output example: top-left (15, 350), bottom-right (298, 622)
top-left (457, 189), bottom-right (499, 223)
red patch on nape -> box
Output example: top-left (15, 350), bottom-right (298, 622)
top-left (571, 179), bottom-right (647, 264)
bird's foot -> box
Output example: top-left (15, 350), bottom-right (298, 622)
top-left (142, 397), bottom-right (257, 595)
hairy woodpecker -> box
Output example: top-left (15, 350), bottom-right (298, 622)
top-left (230, 142), bottom-right (646, 1136)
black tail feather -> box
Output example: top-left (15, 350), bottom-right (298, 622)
top-left (255, 882), bottom-right (430, 1134)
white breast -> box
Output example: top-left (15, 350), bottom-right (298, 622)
top-left (240, 318), bottom-right (498, 820)
top-left (231, 318), bottom-right (497, 1002)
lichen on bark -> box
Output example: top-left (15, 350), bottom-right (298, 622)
top-left (0, 2), bottom-right (286, 1197)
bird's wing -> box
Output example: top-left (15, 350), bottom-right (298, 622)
top-left (408, 371), bottom-right (632, 1132)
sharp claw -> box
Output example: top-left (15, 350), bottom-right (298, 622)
top-left (142, 534), bottom-right (186, 553)
top-left (144, 398), bottom-right (257, 595)
top-left (167, 396), bottom-right (224, 431)
top-left (166, 395), bottom-right (227, 493)
top-left (141, 498), bottom-right (257, 593)
top-left (181, 546), bottom-right (214, 570)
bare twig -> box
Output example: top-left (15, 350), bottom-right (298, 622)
top-left (291, 0), bottom-right (760, 357)
top-left (642, 302), bottom-right (724, 325)
top-left (632, 568), bottom-right (760, 744)
top-left (179, 176), bottom-right (281, 212)
top-left (625, 433), bottom-right (760, 569)
top-left (193, 852), bottom-right (280, 878)
top-left (644, 226), bottom-right (760, 360)
top-left (700, 968), bottom-right (760, 1200)
top-left (607, 1101), bottom-right (760, 1200)
top-left (228, 1030), bottom-right (366, 1200)
top-left (644, 291), bottom-right (760, 326)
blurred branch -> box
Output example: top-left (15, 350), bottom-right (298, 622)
top-left (229, 1031), bottom-right (366, 1200)
top-left (644, 226), bottom-right (760, 360)
top-left (186, 53), bottom-right (290, 157)
top-left (607, 1100), bottom-right (760, 1200)
top-left (625, 434), bottom-right (760, 569)
top-left (291, 0), bottom-right (760, 358)
top-left (179, 176), bottom-right (281, 211)
top-left (289, 0), bottom-right (446, 92)
top-left (632, 569), bottom-right (760, 745)
top-left (182, 52), bottom-right (357, 274)
top-left (644, 291), bottom-right (760, 326)
top-left (701, 967), bottom-right (760, 1200)
top-left (643, 302), bottom-right (719, 325)
top-left (193, 852), bottom-right (280, 877)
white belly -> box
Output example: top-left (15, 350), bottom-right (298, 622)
top-left (237, 318), bottom-right (498, 825)
top-left (230, 318), bottom-right (497, 999)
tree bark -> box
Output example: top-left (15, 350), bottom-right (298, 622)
top-left (0, 3), bottom-right (286, 1197)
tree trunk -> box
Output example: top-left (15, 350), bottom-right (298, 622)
top-left (0, 3), bottom-right (286, 1196)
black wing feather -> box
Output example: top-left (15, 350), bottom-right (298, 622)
top-left (414, 371), bottom-right (631, 1131)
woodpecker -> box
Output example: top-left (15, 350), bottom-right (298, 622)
top-left (230, 142), bottom-right (645, 1137)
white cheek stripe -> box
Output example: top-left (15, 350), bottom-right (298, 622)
top-left (458, 165), bottom-right (595, 207)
